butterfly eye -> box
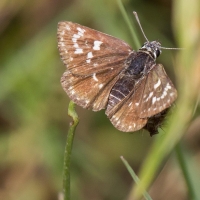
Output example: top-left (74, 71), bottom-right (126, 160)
top-left (156, 49), bottom-right (161, 57)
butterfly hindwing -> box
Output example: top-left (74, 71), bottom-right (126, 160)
top-left (61, 67), bottom-right (121, 110)
top-left (106, 78), bottom-right (148, 132)
top-left (105, 64), bottom-right (177, 132)
top-left (139, 64), bottom-right (177, 118)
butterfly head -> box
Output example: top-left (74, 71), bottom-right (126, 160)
top-left (140, 41), bottom-right (162, 60)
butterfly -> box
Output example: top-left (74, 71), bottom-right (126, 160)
top-left (57, 12), bottom-right (177, 135)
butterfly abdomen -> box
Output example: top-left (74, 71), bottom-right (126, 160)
top-left (107, 76), bottom-right (136, 111)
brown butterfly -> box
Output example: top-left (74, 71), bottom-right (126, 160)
top-left (57, 12), bottom-right (177, 135)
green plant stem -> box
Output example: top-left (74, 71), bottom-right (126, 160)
top-left (117, 0), bottom-right (140, 49)
top-left (175, 143), bottom-right (197, 200)
top-left (63, 101), bottom-right (79, 200)
top-left (120, 156), bottom-right (152, 200)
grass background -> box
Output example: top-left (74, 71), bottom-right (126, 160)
top-left (0, 0), bottom-right (200, 200)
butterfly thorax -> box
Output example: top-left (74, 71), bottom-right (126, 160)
top-left (125, 51), bottom-right (156, 78)
top-left (139, 41), bottom-right (162, 60)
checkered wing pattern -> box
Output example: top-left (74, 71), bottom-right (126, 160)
top-left (58, 21), bottom-right (178, 134)
top-left (58, 22), bottom-right (132, 110)
top-left (105, 64), bottom-right (177, 132)
top-left (139, 64), bottom-right (177, 118)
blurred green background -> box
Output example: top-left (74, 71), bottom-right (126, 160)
top-left (0, 0), bottom-right (200, 200)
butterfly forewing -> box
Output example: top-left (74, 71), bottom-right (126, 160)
top-left (139, 64), bottom-right (177, 118)
top-left (57, 22), bottom-right (132, 76)
top-left (58, 21), bottom-right (134, 111)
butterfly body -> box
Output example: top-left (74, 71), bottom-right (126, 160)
top-left (124, 51), bottom-right (154, 78)
top-left (106, 50), bottom-right (155, 112)
top-left (58, 21), bottom-right (177, 135)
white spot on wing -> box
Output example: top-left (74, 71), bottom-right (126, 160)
top-left (73, 34), bottom-right (80, 39)
top-left (87, 52), bottom-right (93, 59)
top-left (86, 52), bottom-right (93, 64)
top-left (93, 41), bottom-right (103, 50)
top-left (149, 92), bottom-right (153, 98)
top-left (92, 73), bottom-right (98, 82)
top-left (152, 96), bottom-right (156, 104)
top-left (166, 83), bottom-right (172, 89)
top-left (74, 48), bottom-right (83, 54)
top-left (145, 92), bottom-right (154, 102)
top-left (160, 90), bottom-right (167, 99)
top-left (154, 79), bottom-right (161, 89)
top-left (77, 27), bottom-right (86, 33)
top-left (99, 84), bottom-right (103, 89)
top-left (73, 43), bottom-right (79, 48)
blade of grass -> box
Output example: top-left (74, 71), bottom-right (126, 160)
top-left (120, 156), bottom-right (152, 200)
top-left (175, 143), bottom-right (199, 200)
top-left (63, 101), bottom-right (79, 200)
top-left (117, 0), bottom-right (140, 49)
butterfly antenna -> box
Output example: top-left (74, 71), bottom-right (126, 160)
top-left (133, 11), bottom-right (149, 42)
top-left (160, 47), bottom-right (185, 50)
top-left (133, 12), bottom-right (184, 50)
